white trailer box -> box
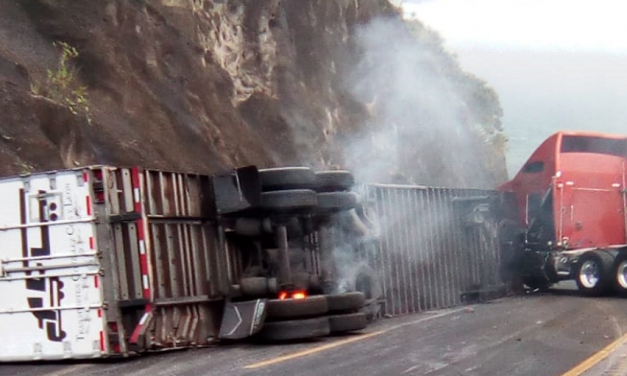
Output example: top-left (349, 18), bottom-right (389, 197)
top-left (0, 169), bottom-right (103, 360)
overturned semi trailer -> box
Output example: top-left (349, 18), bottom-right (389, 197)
top-left (0, 165), bottom-right (509, 362)
top-left (320, 184), bottom-right (510, 317)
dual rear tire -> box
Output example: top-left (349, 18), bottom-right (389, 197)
top-left (614, 254), bottom-right (627, 296)
top-left (257, 168), bottom-right (357, 214)
top-left (256, 293), bottom-right (367, 341)
top-left (259, 168), bottom-right (354, 193)
top-left (574, 250), bottom-right (627, 296)
top-left (575, 251), bottom-right (614, 296)
top-left (256, 313), bottom-right (368, 341)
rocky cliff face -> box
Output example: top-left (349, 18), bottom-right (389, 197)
top-left (0, 0), bottom-right (506, 188)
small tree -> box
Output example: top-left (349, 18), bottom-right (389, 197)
top-left (33, 41), bottom-right (91, 123)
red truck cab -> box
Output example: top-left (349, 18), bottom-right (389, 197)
top-left (498, 131), bottom-right (627, 294)
top-left (500, 131), bottom-right (627, 249)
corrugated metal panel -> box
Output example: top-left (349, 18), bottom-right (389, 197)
top-left (356, 184), bottom-right (504, 316)
top-left (91, 167), bottom-right (227, 351)
top-left (139, 169), bottom-right (227, 349)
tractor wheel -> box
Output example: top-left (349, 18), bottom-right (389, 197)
top-left (260, 190), bottom-right (317, 213)
top-left (315, 171), bottom-right (355, 192)
top-left (326, 292), bottom-right (366, 313)
top-left (575, 250), bottom-right (614, 296)
top-left (266, 295), bottom-right (328, 321)
top-left (316, 192), bottom-right (358, 213)
top-left (328, 313), bottom-right (368, 334)
top-left (259, 167), bottom-right (316, 191)
top-left (613, 253), bottom-right (627, 296)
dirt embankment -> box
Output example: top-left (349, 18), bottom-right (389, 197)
top-left (0, 0), bottom-right (506, 188)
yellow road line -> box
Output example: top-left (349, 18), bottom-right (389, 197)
top-left (561, 331), bottom-right (627, 376)
top-left (244, 330), bottom-right (385, 369)
top-left (244, 308), bottom-right (464, 370)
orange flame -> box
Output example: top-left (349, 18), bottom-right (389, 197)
top-left (292, 291), bottom-right (307, 300)
top-left (278, 290), bottom-right (308, 300)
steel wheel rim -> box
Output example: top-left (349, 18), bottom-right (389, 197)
top-left (579, 260), bottom-right (600, 288)
top-left (617, 261), bottom-right (627, 289)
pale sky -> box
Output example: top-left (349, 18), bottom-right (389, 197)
top-left (393, 0), bottom-right (627, 177)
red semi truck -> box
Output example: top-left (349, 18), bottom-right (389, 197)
top-left (498, 131), bottom-right (627, 295)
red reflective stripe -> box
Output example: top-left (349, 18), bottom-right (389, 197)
top-left (83, 172), bottom-right (89, 183)
top-left (137, 219), bottom-right (151, 301)
top-left (137, 219), bottom-right (145, 240)
top-left (99, 331), bottom-right (105, 352)
top-left (86, 196), bottom-right (92, 216)
top-left (94, 276), bottom-right (99, 288)
top-left (129, 325), bottom-right (142, 344)
top-left (97, 309), bottom-right (102, 318)
top-left (89, 236), bottom-right (94, 250)
top-left (129, 312), bottom-right (150, 344)
top-left (130, 167), bottom-right (142, 212)
top-left (130, 167), bottom-right (152, 305)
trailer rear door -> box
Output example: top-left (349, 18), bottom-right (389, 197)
top-left (0, 170), bottom-right (105, 361)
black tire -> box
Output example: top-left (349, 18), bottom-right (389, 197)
top-left (315, 171), bottom-right (355, 192)
top-left (328, 313), bottom-right (368, 333)
top-left (266, 295), bottom-right (328, 321)
top-left (257, 317), bottom-right (330, 341)
top-left (260, 190), bottom-right (317, 212)
top-left (575, 250), bottom-right (614, 296)
top-left (259, 167), bottom-right (316, 191)
top-left (613, 253), bottom-right (627, 295)
top-left (326, 292), bottom-right (366, 313)
top-left (316, 192), bottom-right (358, 213)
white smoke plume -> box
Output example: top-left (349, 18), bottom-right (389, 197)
top-left (343, 17), bottom-right (503, 188)
top-left (323, 16), bottom-right (506, 311)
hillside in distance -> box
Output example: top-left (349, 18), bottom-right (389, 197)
top-left (0, 0), bottom-right (506, 188)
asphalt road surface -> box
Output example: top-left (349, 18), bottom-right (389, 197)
top-left (4, 287), bottom-right (627, 376)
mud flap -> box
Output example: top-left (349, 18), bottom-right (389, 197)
top-left (219, 299), bottom-right (267, 340)
top-left (213, 166), bottom-right (261, 214)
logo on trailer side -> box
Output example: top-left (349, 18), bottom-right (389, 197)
top-left (20, 189), bottom-right (67, 342)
